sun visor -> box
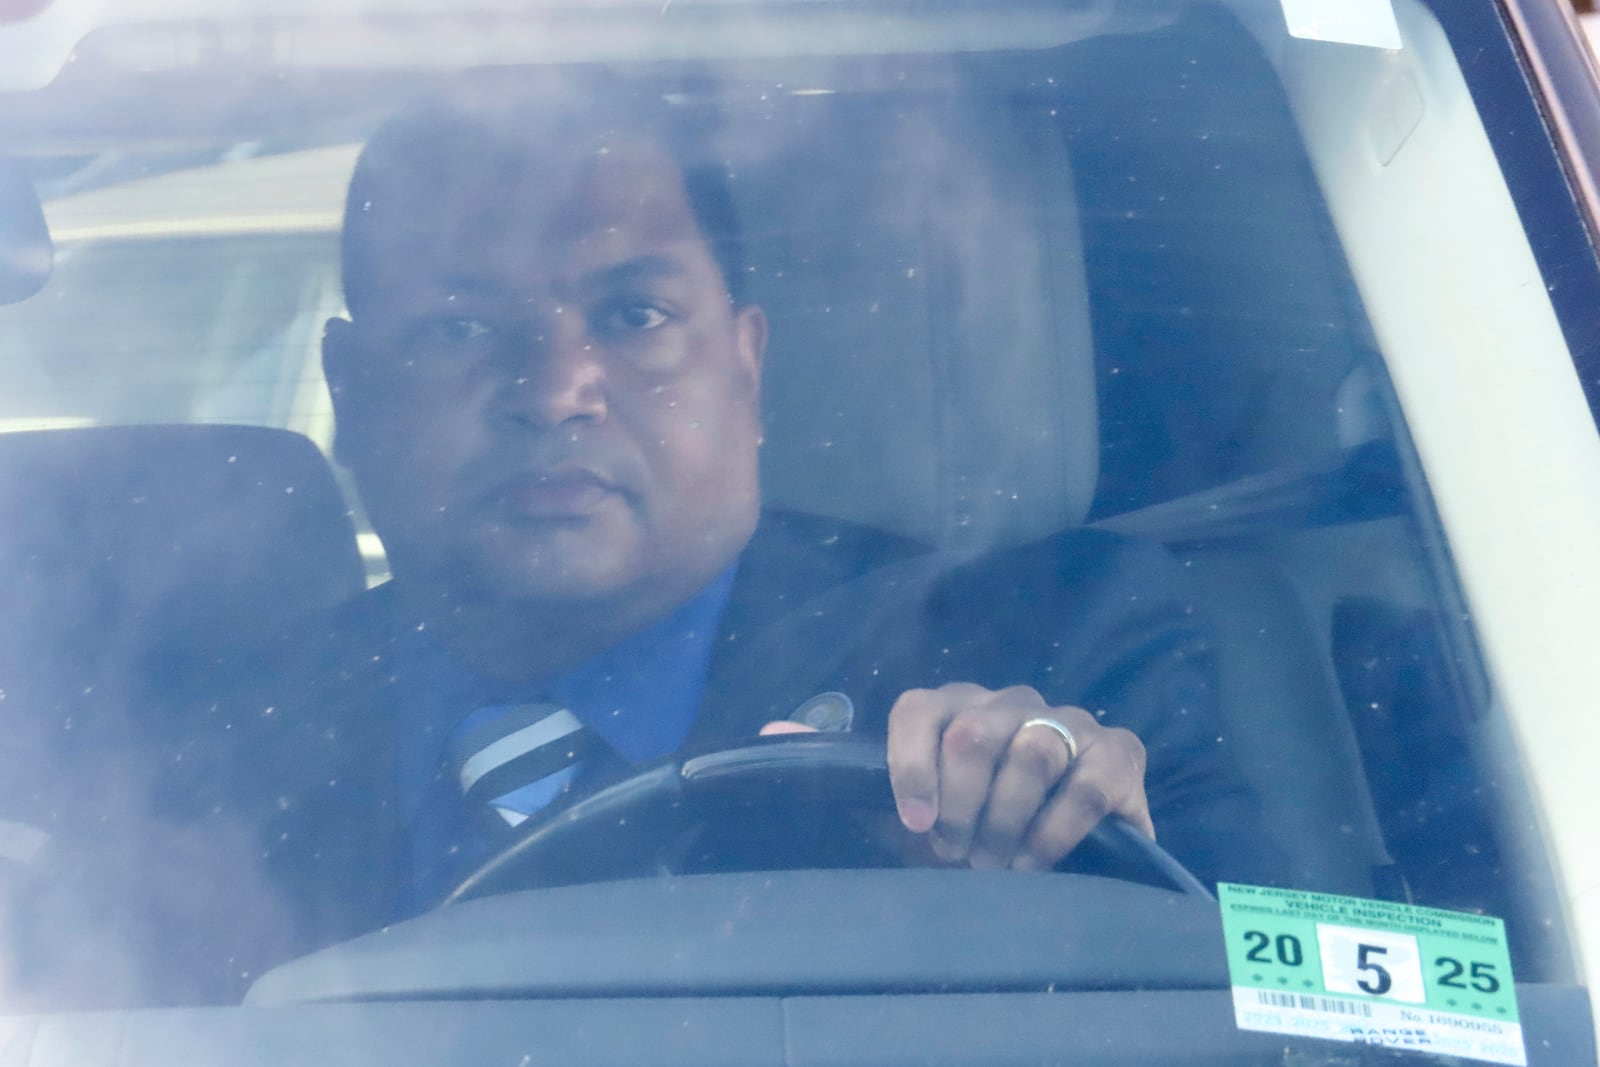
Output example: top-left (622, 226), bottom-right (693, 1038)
top-left (0, 1), bottom-right (1182, 90)
top-left (0, 154), bottom-right (50, 306)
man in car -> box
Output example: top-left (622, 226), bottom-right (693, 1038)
top-left (14, 80), bottom-right (1276, 1004)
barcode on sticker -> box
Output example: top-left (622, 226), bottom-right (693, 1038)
top-left (1255, 990), bottom-right (1374, 1017)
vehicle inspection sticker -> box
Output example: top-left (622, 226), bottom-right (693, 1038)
top-left (1218, 883), bottom-right (1525, 1065)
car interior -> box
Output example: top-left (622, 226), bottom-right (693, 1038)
top-left (0, 0), bottom-right (1589, 1062)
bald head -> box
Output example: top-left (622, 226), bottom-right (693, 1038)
top-left (341, 84), bottom-right (746, 321)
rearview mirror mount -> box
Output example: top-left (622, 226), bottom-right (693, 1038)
top-left (0, 153), bottom-right (51, 305)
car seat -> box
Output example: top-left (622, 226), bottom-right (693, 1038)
top-left (740, 86), bottom-right (1388, 894)
top-left (0, 423), bottom-right (364, 870)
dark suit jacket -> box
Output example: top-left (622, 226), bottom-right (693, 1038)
top-left (17, 512), bottom-right (1278, 1005)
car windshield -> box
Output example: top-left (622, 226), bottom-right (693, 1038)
top-left (0, 0), bottom-right (1594, 1063)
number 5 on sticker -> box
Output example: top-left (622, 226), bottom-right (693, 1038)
top-left (1316, 924), bottom-right (1426, 1004)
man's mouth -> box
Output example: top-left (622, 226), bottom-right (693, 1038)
top-left (491, 467), bottom-right (620, 519)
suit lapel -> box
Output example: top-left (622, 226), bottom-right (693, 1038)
top-left (691, 513), bottom-right (959, 745)
top-left (252, 585), bottom-right (415, 942)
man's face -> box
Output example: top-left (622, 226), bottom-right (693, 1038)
top-left (325, 128), bottom-right (766, 617)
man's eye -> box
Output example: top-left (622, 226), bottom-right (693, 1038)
top-left (597, 302), bottom-right (670, 334)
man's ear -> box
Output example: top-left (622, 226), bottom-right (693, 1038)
top-left (734, 303), bottom-right (767, 393)
top-left (322, 316), bottom-right (362, 468)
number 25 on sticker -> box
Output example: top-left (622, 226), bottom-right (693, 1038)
top-left (1435, 955), bottom-right (1501, 993)
top-left (1317, 925), bottom-right (1425, 1003)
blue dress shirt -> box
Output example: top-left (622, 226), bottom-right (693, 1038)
top-left (393, 566), bottom-right (738, 907)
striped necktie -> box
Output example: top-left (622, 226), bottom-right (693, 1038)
top-left (445, 701), bottom-right (598, 828)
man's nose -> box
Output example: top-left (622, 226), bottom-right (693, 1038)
top-left (490, 319), bottom-right (607, 431)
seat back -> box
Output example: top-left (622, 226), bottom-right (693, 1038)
top-left (0, 424), bottom-right (363, 763)
top-left (744, 94), bottom-right (1099, 551)
top-left (1172, 548), bottom-right (1389, 893)
top-left (741, 89), bottom-right (1386, 893)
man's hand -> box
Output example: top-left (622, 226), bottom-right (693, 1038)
top-left (886, 683), bottom-right (1150, 871)
top-left (762, 682), bottom-right (1150, 872)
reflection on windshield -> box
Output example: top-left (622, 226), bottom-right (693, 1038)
top-left (0, 6), bottom-right (1570, 1056)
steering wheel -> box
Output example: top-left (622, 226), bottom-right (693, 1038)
top-left (445, 734), bottom-right (1211, 905)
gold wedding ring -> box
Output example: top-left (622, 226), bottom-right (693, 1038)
top-left (1021, 716), bottom-right (1078, 763)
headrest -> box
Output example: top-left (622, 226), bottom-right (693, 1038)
top-left (0, 424), bottom-right (363, 667)
top-left (743, 96), bottom-right (1098, 551)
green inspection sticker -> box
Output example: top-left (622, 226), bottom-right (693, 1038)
top-left (1218, 883), bottom-right (1525, 1066)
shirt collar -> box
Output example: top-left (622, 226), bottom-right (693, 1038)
top-left (397, 562), bottom-right (739, 776)
top-left (546, 563), bottom-right (738, 761)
